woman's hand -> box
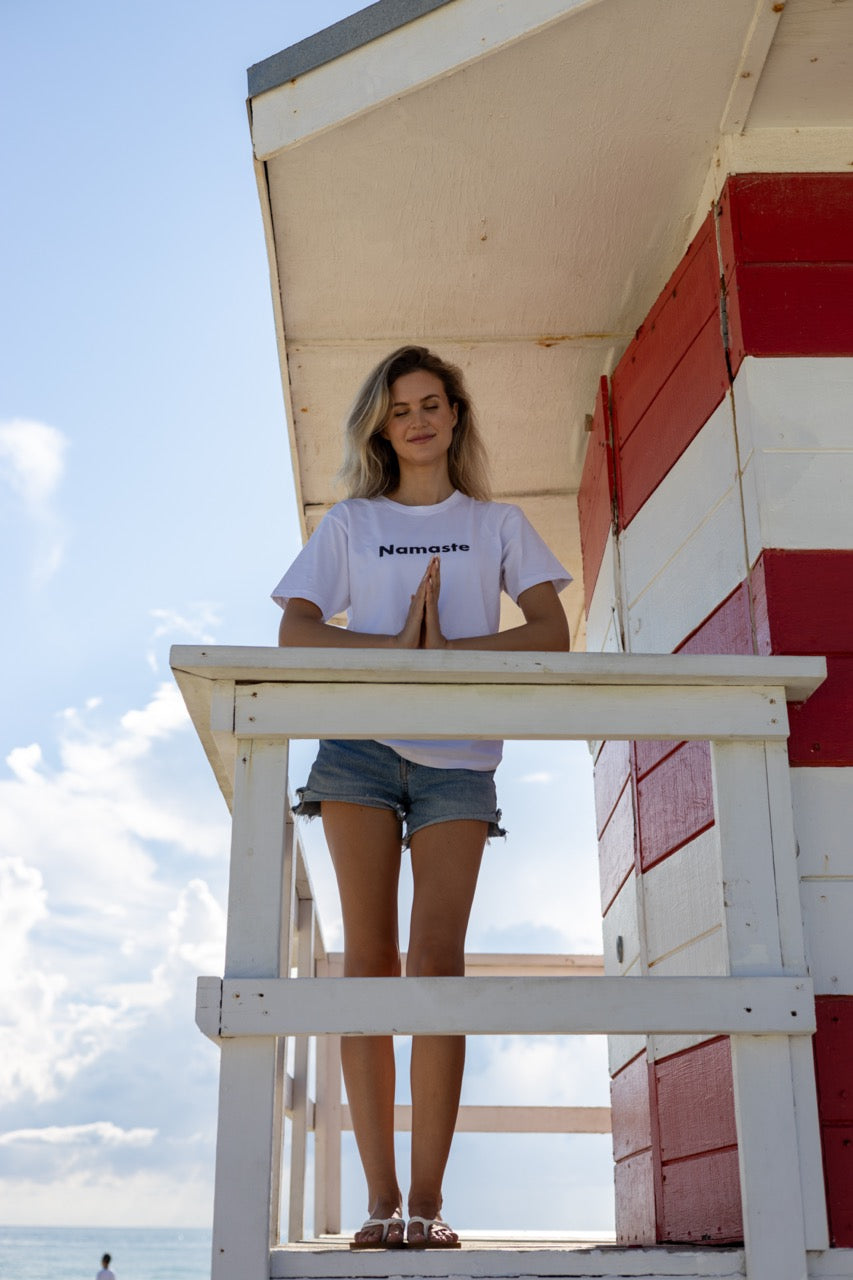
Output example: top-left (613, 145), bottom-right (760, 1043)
top-left (393, 568), bottom-right (429, 648)
top-left (423, 556), bottom-right (449, 649)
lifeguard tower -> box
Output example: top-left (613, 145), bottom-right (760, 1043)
top-left (171, 2), bottom-right (853, 1277)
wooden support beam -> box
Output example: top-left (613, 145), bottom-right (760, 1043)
top-left (207, 974), bottom-right (814, 1038)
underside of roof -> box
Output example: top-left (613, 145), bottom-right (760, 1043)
top-left (248, 0), bottom-right (853, 647)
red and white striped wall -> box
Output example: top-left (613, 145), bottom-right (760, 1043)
top-left (578, 172), bottom-right (853, 1247)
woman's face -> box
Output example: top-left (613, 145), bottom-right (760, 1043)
top-left (381, 369), bottom-right (458, 467)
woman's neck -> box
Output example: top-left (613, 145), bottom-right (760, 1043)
top-left (387, 470), bottom-right (455, 507)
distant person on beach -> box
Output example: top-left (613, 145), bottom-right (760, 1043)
top-left (274, 346), bottom-right (571, 1248)
top-left (96, 1254), bottom-right (115, 1280)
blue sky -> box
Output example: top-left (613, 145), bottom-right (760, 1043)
top-left (0, 0), bottom-right (612, 1235)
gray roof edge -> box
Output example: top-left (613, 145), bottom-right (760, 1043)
top-left (247, 0), bottom-right (457, 98)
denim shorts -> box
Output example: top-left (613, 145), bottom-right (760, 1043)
top-left (293, 738), bottom-right (505, 847)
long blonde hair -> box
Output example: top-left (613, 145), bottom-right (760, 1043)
top-left (338, 346), bottom-right (491, 500)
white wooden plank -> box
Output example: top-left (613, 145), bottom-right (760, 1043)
top-left (801, 881), bottom-right (853, 995)
top-left (287, 897), bottom-right (314, 1242)
top-left (720, 126), bottom-right (853, 177)
top-left (585, 531), bottom-right (622, 655)
top-left (196, 975), bottom-right (223, 1041)
top-left (234, 680), bottom-right (792, 743)
top-left (792, 767), bottom-right (853, 879)
top-left (250, 0), bottom-right (607, 157)
top-left (710, 741), bottom-right (784, 973)
top-left (340, 1103), bottom-right (612, 1135)
top-left (269, 1242), bottom-right (748, 1278)
top-left (733, 357), bottom-right (853, 554)
top-left (719, 0), bottom-right (785, 134)
top-left (648, 930), bottom-right (728, 1062)
top-left (790, 1032), bottom-right (831, 1251)
top-left (601, 871), bottom-right (640, 975)
top-left (224, 738), bottom-right (292, 977)
top-left (218, 975), bottom-right (814, 1037)
top-left (622, 398), bottom-right (740, 610)
top-left (764, 742), bottom-right (808, 972)
top-left (730, 1034), bottom-right (807, 1280)
top-left (643, 828), bottom-right (724, 967)
top-left (211, 1040), bottom-right (281, 1280)
top-left (607, 1030), bottom-right (647, 1079)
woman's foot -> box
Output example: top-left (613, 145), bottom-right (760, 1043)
top-left (350, 1204), bottom-right (405, 1249)
top-left (406, 1212), bottom-right (460, 1249)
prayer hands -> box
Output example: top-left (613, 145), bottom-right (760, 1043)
top-left (394, 556), bottom-right (448, 649)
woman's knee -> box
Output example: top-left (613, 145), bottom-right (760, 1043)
top-left (405, 936), bottom-right (464, 978)
top-left (344, 942), bottom-right (401, 978)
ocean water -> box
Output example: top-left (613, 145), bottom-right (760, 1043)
top-left (0, 1226), bottom-right (212, 1280)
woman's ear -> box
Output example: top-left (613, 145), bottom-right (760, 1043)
top-left (451, 402), bottom-right (459, 429)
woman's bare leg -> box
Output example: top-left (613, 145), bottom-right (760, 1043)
top-left (322, 801), bottom-right (405, 1246)
top-left (405, 819), bottom-right (487, 1245)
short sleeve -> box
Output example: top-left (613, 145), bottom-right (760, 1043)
top-left (270, 507), bottom-right (351, 621)
top-left (500, 505), bottom-right (572, 603)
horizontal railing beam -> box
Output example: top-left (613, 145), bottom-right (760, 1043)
top-left (201, 975), bottom-right (816, 1037)
top-left (349, 1103), bottom-right (612, 1135)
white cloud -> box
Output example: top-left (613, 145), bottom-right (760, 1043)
top-left (0, 1122), bottom-right (156, 1148)
top-left (0, 417), bottom-right (68, 583)
top-left (147, 604), bottom-right (222, 673)
top-left (0, 1167), bottom-right (214, 1227)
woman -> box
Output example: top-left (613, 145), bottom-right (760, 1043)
top-left (273, 346), bottom-right (571, 1248)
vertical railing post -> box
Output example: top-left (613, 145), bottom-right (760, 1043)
top-left (287, 894), bottom-right (314, 1241)
top-left (710, 737), bottom-right (810, 1280)
top-left (313, 955), bottom-right (343, 1236)
top-left (211, 736), bottom-right (294, 1280)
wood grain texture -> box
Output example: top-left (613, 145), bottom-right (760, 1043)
top-left (643, 829), bottom-right (723, 969)
top-left (601, 867), bottom-right (640, 976)
top-left (614, 1148), bottom-right (657, 1246)
top-left (610, 1052), bottom-right (653, 1161)
top-left (655, 1039), bottom-right (736, 1162)
top-left (788, 657), bottom-right (853, 767)
top-left (750, 549), bottom-right (853, 656)
top-left (728, 263), bottom-right (853, 364)
top-left (598, 776), bottom-right (637, 912)
top-left (677, 582), bottom-right (754, 658)
top-left (659, 1147), bottom-right (742, 1244)
top-left (814, 997), bottom-right (853, 1125)
top-left (594, 738), bottom-right (632, 837)
top-left (636, 740), bottom-right (715, 871)
top-left (578, 375), bottom-right (615, 612)
top-left (719, 174), bottom-right (853, 274)
top-left (820, 1124), bottom-right (853, 1247)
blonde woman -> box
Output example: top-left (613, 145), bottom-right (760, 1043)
top-left (273, 346), bottom-right (570, 1248)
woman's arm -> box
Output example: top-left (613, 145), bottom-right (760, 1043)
top-left (425, 575), bottom-right (570, 652)
top-left (278, 577), bottom-right (429, 649)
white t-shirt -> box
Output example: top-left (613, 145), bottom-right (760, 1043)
top-left (271, 490), bottom-right (571, 769)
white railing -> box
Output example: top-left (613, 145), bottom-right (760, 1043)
top-left (172, 647), bottom-right (827, 1280)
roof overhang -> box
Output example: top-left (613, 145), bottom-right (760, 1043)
top-left (247, 0), bottom-right (853, 648)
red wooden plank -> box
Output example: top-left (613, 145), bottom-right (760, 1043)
top-left (814, 996), bottom-right (853, 1125)
top-left (659, 1148), bottom-right (742, 1244)
top-left (676, 581), bottom-right (754, 656)
top-left (634, 738), bottom-right (682, 780)
top-left (614, 1150), bottom-right (657, 1245)
top-left (616, 314), bottom-right (730, 526)
top-left (636, 740), bottom-right (714, 871)
top-left (611, 1052), bottom-right (653, 1161)
top-left (719, 173), bottom-right (853, 276)
top-left (593, 738), bottom-right (632, 837)
top-left (750, 550), bottom-right (853, 656)
top-left (612, 216), bottom-right (721, 448)
top-left (727, 263), bottom-right (853, 362)
top-left (821, 1124), bottom-right (853, 1247)
top-left (788, 656), bottom-right (853, 767)
top-left (598, 781), bottom-right (637, 913)
top-left (655, 1038), bottom-right (737, 1161)
top-left (749, 553), bottom-right (773, 657)
top-left (578, 376), bottom-right (615, 612)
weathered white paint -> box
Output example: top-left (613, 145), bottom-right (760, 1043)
top-left (602, 870), bottom-right (640, 976)
top-left (647, 931), bottom-right (729, 1064)
top-left (233, 679), bottom-right (793, 746)
top-left (585, 532), bottom-right (623, 655)
top-left (622, 399), bottom-right (749, 655)
top-left (792, 766), bottom-right (853, 879)
top-left (801, 881), bottom-right (853, 994)
top-left (747, 0), bottom-right (853, 130)
top-left (268, 1241), bottom-right (749, 1278)
top-left (608, 1030), bottom-right (647, 1081)
top-left (734, 357), bottom-right (853, 559)
top-left (342, 1103), bottom-right (612, 1136)
top-left (213, 975), bottom-right (814, 1038)
top-left (719, 0), bottom-right (786, 134)
top-left (711, 739), bottom-right (823, 1267)
top-left (643, 829), bottom-right (725, 969)
top-left (287, 896), bottom-right (314, 1242)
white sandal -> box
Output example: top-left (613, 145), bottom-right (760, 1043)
top-left (406, 1215), bottom-right (461, 1249)
top-left (349, 1216), bottom-right (406, 1250)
